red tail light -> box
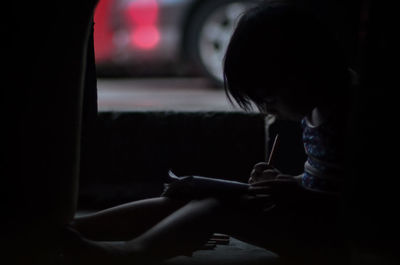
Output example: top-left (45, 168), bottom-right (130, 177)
top-left (93, 0), bottom-right (114, 61)
top-left (125, 0), bottom-right (160, 50)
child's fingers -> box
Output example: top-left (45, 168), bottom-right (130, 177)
top-left (268, 179), bottom-right (299, 186)
top-left (200, 234), bottom-right (231, 250)
top-left (275, 174), bottom-right (295, 180)
top-left (248, 174), bottom-right (258, 184)
top-left (208, 233), bottom-right (230, 245)
top-left (253, 162), bottom-right (269, 172)
top-left (261, 169), bottom-right (280, 179)
top-left (249, 170), bottom-right (257, 183)
top-left (211, 233), bottom-right (230, 240)
top-left (250, 179), bottom-right (274, 187)
top-left (198, 242), bottom-right (216, 250)
top-left (249, 168), bottom-right (279, 184)
top-left (250, 170), bottom-right (261, 181)
top-left (248, 185), bottom-right (271, 194)
top-left (252, 178), bottom-right (297, 187)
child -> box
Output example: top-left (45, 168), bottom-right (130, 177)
top-left (64, 1), bottom-right (353, 264)
top-left (224, 0), bottom-right (353, 194)
top-left (223, 0), bottom-right (355, 262)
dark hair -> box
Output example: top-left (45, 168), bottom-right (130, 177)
top-left (223, 0), bottom-right (349, 112)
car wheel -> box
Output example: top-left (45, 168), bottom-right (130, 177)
top-left (187, 0), bottom-right (256, 87)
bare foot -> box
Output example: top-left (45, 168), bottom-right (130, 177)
top-left (60, 226), bottom-right (143, 265)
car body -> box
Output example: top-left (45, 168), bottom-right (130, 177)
top-left (94, 0), bottom-right (258, 85)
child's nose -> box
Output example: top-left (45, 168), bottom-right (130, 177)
top-left (265, 107), bottom-right (278, 115)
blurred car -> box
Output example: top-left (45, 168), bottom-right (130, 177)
top-left (93, 0), bottom-right (258, 86)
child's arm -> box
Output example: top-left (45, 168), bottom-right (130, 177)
top-left (249, 162), bottom-right (299, 183)
top-left (162, 171), bottom-right (249, 200)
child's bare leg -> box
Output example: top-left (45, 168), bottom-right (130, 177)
top-left (63, 198), bottom-right (221, 264)
top-left (72, 197), bottom-right (186, 241)
top-left (73, 195), bottom-right (286, 252)
top-left (128, 198), bottom-right (220, 259)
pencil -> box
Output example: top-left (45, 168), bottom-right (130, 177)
top-left (267, 134), bottom-right (279, 166)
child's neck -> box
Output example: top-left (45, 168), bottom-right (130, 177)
top-left (306, 107), bottom-right (326, 127)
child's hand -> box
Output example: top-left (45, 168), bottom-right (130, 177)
top-left (161, 176), bottom-right (194, 198)
top-left (248, 162), bottom-right (302, 207)
top-left (248, 175), bottom-right (315, 213)
top-left (249, 162), bottom-right (281, 184)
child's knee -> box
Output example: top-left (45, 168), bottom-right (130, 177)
top-left (191, 198), bottom-right (223, 214)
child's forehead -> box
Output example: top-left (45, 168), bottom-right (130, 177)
top-left (246, 71), bottom-right (292, 88)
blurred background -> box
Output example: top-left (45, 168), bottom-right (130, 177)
top-left (93, 0), bottom-right (259, 111)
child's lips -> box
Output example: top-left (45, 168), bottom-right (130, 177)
top-left (266, 108), bottom-right (278, 115)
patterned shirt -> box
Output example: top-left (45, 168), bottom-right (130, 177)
top-left (301, 116), bottom-right (345, 193)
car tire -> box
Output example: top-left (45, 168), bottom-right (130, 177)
top-left (186, 0), bottom-right (256, 87)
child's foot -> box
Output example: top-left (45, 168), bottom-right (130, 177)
top-left (60, 226), bottom-right (137, 265)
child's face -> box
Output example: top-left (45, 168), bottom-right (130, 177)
top-left (262, 96), bottom-right (305, 121)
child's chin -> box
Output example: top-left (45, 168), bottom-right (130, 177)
top-left (276, 113), bottom-right (302, 121)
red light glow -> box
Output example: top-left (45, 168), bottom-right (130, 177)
top-left (131, 26), bottom-right (160, 50)
top-left (93, 0), bottom-right (114, 61)
top-left (126, 0), bottom-right (160, 50)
